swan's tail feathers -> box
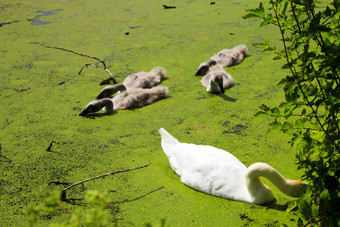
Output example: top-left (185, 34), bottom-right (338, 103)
top-left (159, 128), bottom-right (179, 156)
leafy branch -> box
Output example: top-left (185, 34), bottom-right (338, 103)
top-left (28, 190), bottom-right (119, 227)
top-left (27, 162), bottom-right (152, 226)
top-left (244, 0), bottom-right (340, 226)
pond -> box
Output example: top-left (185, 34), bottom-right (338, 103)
top-left (0, 0), bottom-right (304, 226)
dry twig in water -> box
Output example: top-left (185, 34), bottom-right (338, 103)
top-left (29, 42), bottom-right (117, 84)
top-left (61, 161), bottom-right (152, 200)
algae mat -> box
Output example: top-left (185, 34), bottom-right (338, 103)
top-left (1, 0), bottom-right (303, 226)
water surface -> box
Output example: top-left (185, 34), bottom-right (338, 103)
top-left (0, 0), bottom-right (303, 226)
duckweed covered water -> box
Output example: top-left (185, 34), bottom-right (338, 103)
top-left (1, 0), bottom-right (304, 226)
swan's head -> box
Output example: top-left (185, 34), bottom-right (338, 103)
top-left (195, 59), bottom-right (217, 76)
top-left (284, 180), bottom-right (307, 197)
top-left (79, 98), bottom-right (114, 116)
top-left (96, 84), bottom-right (126, 99)
top-left (247, 163), bottom-right (307, 199)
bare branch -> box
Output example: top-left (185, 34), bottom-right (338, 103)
top-left (29, 42), bottom-right (117, 83)
top-left (61, 162), bottom-right (152, 199)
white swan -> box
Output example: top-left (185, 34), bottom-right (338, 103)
top-left (195, 44), bottom-right (248, 76)
top-left (159, 128), bottom-right (306, 204)
top-left (200, 64), bottom-right (234, 93)
top-left (79, 86), bottom-right (169, 115)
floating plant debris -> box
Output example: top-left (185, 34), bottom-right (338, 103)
top-left (162, 5), bottom-right (176, 9)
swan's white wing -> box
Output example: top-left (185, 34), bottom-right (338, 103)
top-left (170, 143), bottom-right (249, 201)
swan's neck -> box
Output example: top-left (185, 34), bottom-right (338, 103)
top-left (246, 163), bottom-right (305, 204)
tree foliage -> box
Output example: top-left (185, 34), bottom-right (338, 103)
top-left (244, 0), bottom-right (340, 226)
top-left (27, 190), bottom-right (116, 227)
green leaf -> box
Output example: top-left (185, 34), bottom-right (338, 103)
top-left (273, 55), bottom-right (283, 60)
top-left (295, 119), bottom-right (305, 128)
top-left (269, 121), bottom-right (282, 131)
top-left (282, 122), bottom-right (292, 130)
top-left (320, 189), bottom-right (330, 202)
top-left (279, 1), bottom-right (289, 15)
top-left (243, 2), bottom-right (265, 19)
top-left (254, 111), bottom-right (269, 118)
top-left (324, 6), bottom-right (332, 17)
top-left (277, 77), bottom-right (287, 86)
top-left (259, 104), bottom-right (270, 111)
top-left (311, 203), bottom-right (318, 218)
top-left (285, 200), bottom-right (298, 215)
top-left (260, 14), bottom-right (274, 27)
top-left (253, 37), bottom-right (276, 52)
top-left (299, 198), bottom-right (312, 220)
top-left (282, 63), bottom-right (290, 69)
top-left (270, 107), bottom-right (281, 116)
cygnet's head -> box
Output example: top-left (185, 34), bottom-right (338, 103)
top-left (211, 74), bottom-right (225, 93)
top-left (195, 59), bottom-right (217, 76)
top-left (96, 84), bottom-right (127, 99)
top-left (151, 67), bottom-right (166, 77)
top-left (233, 44), bottom-right (248, 57)
top-left (79, 98), bottom-right (113, 116)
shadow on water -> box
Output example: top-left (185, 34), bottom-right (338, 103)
top-left (217, 93), bottom-right (237, 102)
top-left (46, 149), bottom-right (62, 154)
top-left (0, 21), bottom-right (20, 27)
top-left (113, 186), bottom-right (165, 204)
top-left (64, 198), bottom-right (87, 206)
top-left (260, 199), bottom-right (289, 211)
top-left (81, 112), bottom-right (117, 119)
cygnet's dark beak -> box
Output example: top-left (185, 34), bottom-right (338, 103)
top-left (194, 68), bottom-right (204, 76)
top-left (96, 93), bottom-right (104, 99)
top-left (194, 71), bottom-right (200, 76)
top-left (79, 108), bottom-right (89, 116)
top-left (219, 84), bottom-right (225, 94)
top-left (195, 65), bottom-right (210, 76)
